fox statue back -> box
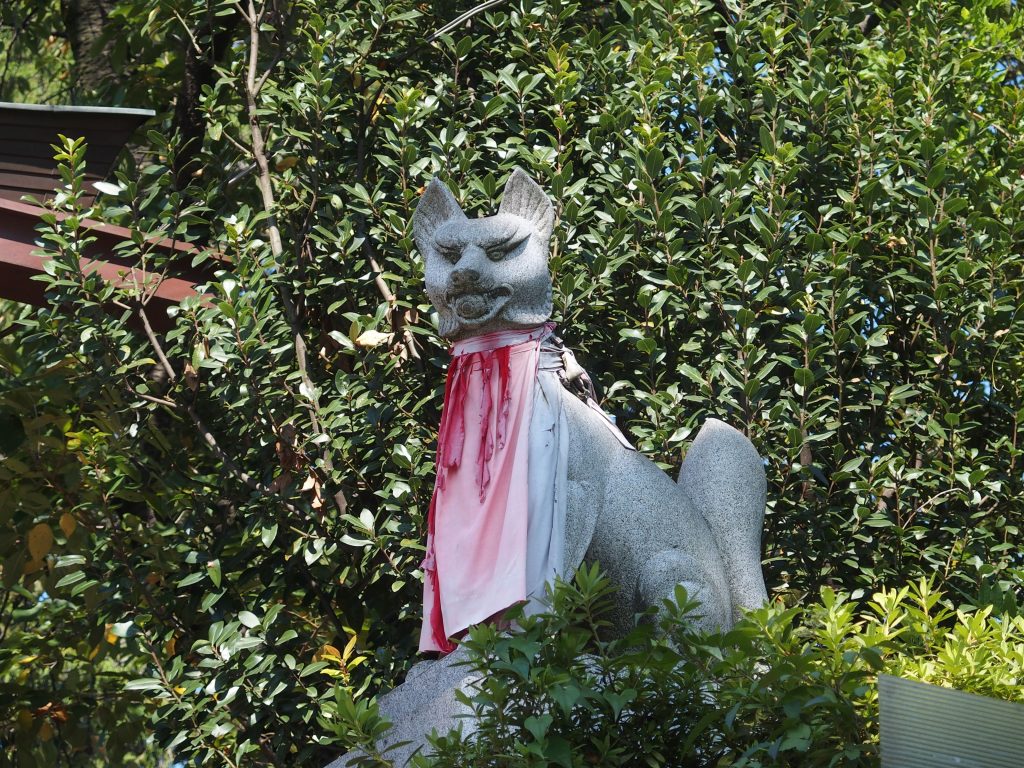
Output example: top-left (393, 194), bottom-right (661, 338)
top-left (414, 169), bottom-right (767, 634)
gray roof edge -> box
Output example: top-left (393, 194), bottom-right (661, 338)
top-left (0, 101), bottom-right (155, 118)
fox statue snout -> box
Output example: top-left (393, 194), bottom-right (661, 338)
top-left (444, 265), bottom-right (513, 322)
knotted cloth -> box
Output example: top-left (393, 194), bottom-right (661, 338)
top-left (420, 324), bottom-right (568, 653)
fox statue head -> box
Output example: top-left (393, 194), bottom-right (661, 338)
top-left (413, 169), bottom-right (555, 341)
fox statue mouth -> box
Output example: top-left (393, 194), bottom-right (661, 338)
top-left (446, 284), bottom-right (513, 323)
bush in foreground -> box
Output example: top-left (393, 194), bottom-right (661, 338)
top-left (333, 565), bottom-right (1024, 767)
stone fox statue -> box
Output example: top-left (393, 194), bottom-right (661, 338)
top-left (413, 169), bottom-right (767, 647)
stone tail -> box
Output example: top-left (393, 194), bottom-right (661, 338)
top-left (677, 418), bottom-right (768, 621)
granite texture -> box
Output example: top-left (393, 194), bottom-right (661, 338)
top-left (678, 418), bottom-right (769, 621)
top-left (562, 392), bottom-right (745, 633)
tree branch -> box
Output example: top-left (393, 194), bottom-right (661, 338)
top-left (134, 307), bottom-right (305, 516)
top-left (241, 0), bottom-right (334, 474)
top-left (136, 304), bottom-right (177, 383)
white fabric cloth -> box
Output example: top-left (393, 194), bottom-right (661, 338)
top-left (524, 355), bottom-right (570, 613)
top-left (419, 325), bottom-right (568, 653)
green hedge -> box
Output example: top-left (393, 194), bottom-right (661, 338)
top-left (336, 567), bottom-right (1024, 767)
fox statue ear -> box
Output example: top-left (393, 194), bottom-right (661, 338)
top-left (414, 177), bottom-right (466, 256)
top-left (498, 168), bottom-right (554, 244)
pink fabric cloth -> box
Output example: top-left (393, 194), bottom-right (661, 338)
top-left (419, 325), bottom-right (552, 653)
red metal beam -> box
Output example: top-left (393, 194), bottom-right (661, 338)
top-left (0, 197), bottom-right (225, 331)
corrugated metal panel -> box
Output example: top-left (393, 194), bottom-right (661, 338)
top-left (0, 103), bottom-right (231, 330)
top-left (0, 170), bottom-right (103, 200)
top-left (0, 138), bottom-right (120, 163)
top-left (0, 102), bottom-right (152, 117)
top-left (878, 674), bottom-right (1024, 768)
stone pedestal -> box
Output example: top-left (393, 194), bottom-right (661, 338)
top-left (326, 646), bottom-right (478, 767)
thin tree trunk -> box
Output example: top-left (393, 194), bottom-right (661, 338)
top-left (61, 0), bottom-right (116, 100)
top-left (172, 13), bottom-right (237, 188)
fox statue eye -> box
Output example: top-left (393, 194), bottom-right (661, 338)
top-left (438, 244), bottom-right (462, 264)
top-left (486, 232), bottom-right (529, 262)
